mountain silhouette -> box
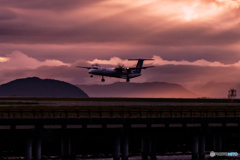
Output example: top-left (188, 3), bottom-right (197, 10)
top-left (0, 77), bottom-right (88, 97)
top-left (78, 82), bottom-right (198, 98)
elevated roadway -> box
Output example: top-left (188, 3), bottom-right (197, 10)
top-left (0, 98), bottom-right (239, 160)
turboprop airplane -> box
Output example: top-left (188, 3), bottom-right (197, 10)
top-left (77, 59), bottom-right (154, 82)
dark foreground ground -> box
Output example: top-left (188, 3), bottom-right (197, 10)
top-left (0, 97), bottom-right (239, 160)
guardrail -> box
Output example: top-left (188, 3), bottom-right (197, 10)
top-left (0, 109), bottom-right (240, 119)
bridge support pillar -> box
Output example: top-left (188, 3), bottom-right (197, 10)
top-left (214, 135), bottom-right (222, 152)
top-left (70, 137), bottom-right (76, 160)
top-left (67, 137), bottom-right (72, 157)
top-left (61, 137), bottom-right (68, 160)
top-left (61, 136), bottom-right (75, 160)
top-left (150, 137), bottom-right (157, 160)
top-left (122, 136), bottom-right (129, 160)
top-left (36, 138), bottom-right (42, 160)
top-left (199, 135), bottom-right (205, 160)
top-left (141, 136), bottom-right (149, 160)
top-left (26, 138), bottom-right (32, 160)
top-left (61, 137), bottom-right (66, 159)
top-left (114, 136), bottom-right (121, 160)
top-left (192, 135), bottom-right (199, 160)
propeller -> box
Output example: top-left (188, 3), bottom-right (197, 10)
top-left (117, 63), bottom-right (125, 68)
top-left (91, 63), bottom-right (100, 67)
top-left (115, 63), bottom-right (126, 72)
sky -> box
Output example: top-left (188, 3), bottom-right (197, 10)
top-left (1, 0), bottom-right (240, 92)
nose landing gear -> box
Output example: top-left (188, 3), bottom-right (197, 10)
top-left (90, 75), bottom-right (93, 78)
top-left (101, 76), bottom-right (105, 82)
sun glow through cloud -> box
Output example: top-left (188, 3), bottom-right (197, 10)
top-left (179, 1), bottom-right (229, 22)
top-left (216, 0), bottom-right (240, 8)
top-left (182, 2), bottom-right (199, 21)
top-left (0, 57), bottom-right (10, 62)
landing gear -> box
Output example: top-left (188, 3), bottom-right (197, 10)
top-left (101, 76), bottom-right (105, 82)
top-left (90, 74), bottom-right (93, 78)
top-left (126, 77), bottom-right (130, 82)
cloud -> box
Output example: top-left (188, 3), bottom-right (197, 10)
top-left (151, 55), bottom-right (240, 67)
top-left (1, 0), bottom-right (240, 46)
top-left (0, 57), bottom-right (9, 62)
top-left (87, 57), bottom-right (136, 67)
top-left (0, 51), bottom-right (69, 69)
top-left (216, 0), bottom-right (240, 8)
top-left (85, 55), bottom-right (240, 68)
top-left (0, 8), bottom-right (17, 20)
top-left (1, 43), bottom-right (240, 65)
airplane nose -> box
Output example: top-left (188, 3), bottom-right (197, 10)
top-left (88, 69), bottom-right (93, 74)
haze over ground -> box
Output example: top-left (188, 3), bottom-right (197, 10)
top-left (1, 0), bottom-right (240, 97)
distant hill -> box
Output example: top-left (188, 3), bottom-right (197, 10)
top-left (0, 77), bottom-right (88, 97)
top-left (77, 82), bottom-right (198, 98)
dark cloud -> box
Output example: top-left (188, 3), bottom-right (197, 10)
top-left (1, 18), bottom-right (240, 47)
top-left (0, 8), bottom-right (17, 20)
top-left (0, 0), bottom-right (97, 10)
top-left (0, 0), bottom-right (240, 47)
top-left (0, 43), bottom-right (240, 65)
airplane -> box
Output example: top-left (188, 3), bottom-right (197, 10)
top-left (77, 59), bottom-right (154, 82)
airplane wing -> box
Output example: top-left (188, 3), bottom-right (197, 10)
top-left (76, 66), bottom-right (92, 69)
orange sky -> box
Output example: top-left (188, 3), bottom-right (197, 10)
top-left (0, 0), bottom-right (240, 93)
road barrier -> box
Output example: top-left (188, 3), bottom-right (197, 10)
top-left (0, 109), bottom-right (239, 119)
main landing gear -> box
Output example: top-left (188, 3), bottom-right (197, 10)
top-left (101, 76), bottom-right (105, 82)
top-left (95, 76), bottom-right (129, 82)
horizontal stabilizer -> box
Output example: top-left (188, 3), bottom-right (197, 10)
top-left (128, 66), bottom-right (154, 70)
top-left (128, 59), bottom-right (154, 61)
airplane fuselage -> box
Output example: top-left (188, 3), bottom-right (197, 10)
top-left (88, 66), bottom-right (141, 79)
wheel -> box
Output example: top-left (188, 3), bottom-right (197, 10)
top-left (126, 78), bottom-right (130, 82)
top-left (90, 75), bottom-right (93, 78)
top-left (101, 78), bottom-right (105, 82)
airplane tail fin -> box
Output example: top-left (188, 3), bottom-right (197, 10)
top-left (128, 59), bottom-right (154, 74)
